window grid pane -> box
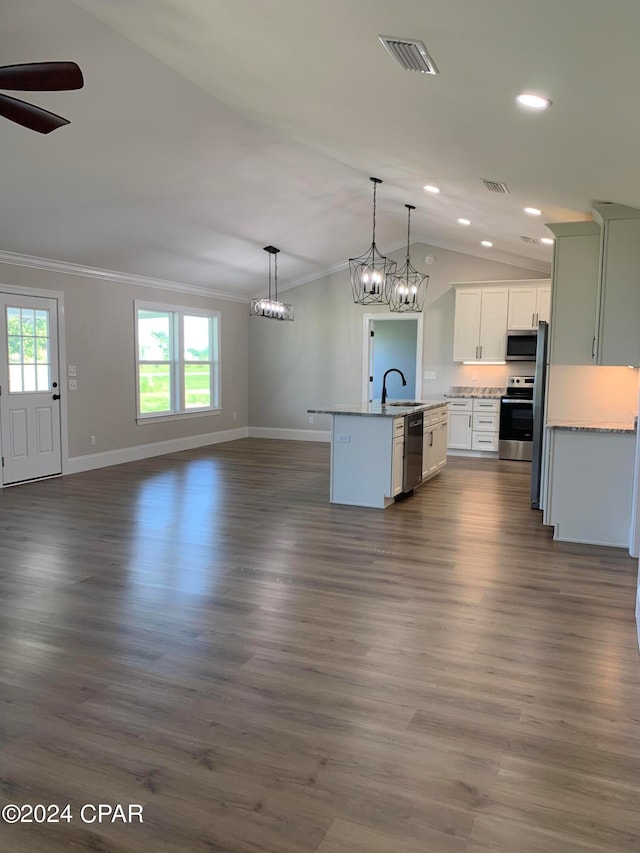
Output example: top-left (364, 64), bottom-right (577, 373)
top-left (6, 306), bottom-right (52, 393)
top-left (184, 362), bottom-right (212, 408)
top-left (139, 362), bottom-right (172, 414)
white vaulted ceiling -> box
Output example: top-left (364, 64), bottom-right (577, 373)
top-left (2, 0), bottom-right (640, 296)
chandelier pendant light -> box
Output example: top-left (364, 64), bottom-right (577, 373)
top-left (389, 204), bottom-right (428, 313)
top-left (349, 177), bottom-right (396, 305)
top-left (250, 245), bottom-right (294, 321)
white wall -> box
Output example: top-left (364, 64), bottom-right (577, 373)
top-left (249, 242), bottom-right (545, 431)
top-left (0, 261), bottom-right (249, 462)
top-left (547, 365), bottom-right (639, 423)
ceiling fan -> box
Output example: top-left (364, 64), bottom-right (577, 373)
top-left (0, 61), bottom-right (83, 134)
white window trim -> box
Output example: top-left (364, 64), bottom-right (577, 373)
top-left (134, 300), bottom-right (221, 422)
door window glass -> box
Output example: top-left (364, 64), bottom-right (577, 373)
top-left (6, 306), bottom-right (51, 393)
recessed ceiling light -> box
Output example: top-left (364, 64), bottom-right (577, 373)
top-left (524, 207), bottom-right (542, 216)
top-left (423, 185), bottom-right (440, 194)
top-left (457, 218), bottom-right (471, 225)
top-left (481, 240), bottom-right (493, 247)
top-left (541, 237), bottom-right (555, 245)
top-left (517, 92), bottom-right (551, 110)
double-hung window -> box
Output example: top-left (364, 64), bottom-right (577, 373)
top-left (135, 301), bottom-right (220, 420)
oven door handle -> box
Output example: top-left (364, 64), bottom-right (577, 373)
top-left (500, 398), bottom-right (533, 404)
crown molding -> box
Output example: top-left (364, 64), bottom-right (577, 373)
top-left (0, 250), bottom-right (249, 303)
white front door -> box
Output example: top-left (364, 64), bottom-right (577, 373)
top-left (0, 294), bottom-right (62, 485)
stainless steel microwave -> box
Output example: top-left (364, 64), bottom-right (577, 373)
top-left (505, 330), bottom-right (537, 361)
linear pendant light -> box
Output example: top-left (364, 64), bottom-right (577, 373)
top-left (249, 245), bottom-right (294, 321)
top-left (389, 204), bottom-right (428, 312)
top-left (349, 177), bottom-right (396, 305)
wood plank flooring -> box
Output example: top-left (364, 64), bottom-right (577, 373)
top-left (0, 439), bottom-right (638, 852)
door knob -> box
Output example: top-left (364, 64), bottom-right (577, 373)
top-left (52, 394), bottom-right (61, 400)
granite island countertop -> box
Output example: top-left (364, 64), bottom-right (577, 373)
top-left (546, 419), bottom-right (637, 434)
top-left (308, 398), bottom-right (448, 417)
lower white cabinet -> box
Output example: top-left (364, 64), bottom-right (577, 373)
top-left (447, 397), bottom-right (500, 453)
top-left (447, 399), bottom-right (473, 449)
top-left (544, 427), bottom-right (634, 547)
top-left (422, 406), bottom-right (448, 480)
top-left (392, 432), bottom-right (405, 497)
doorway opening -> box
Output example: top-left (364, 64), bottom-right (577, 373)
top-left (362, 313), bottom-right (423, 403)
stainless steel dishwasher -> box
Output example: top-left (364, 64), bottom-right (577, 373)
top-left (402, 412), bottom-right (423, 492)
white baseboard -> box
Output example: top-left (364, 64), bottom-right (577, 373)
top-left (248, 427), bottom-right (330, 442)
top-left (67, 427), bottom-right (250, 474)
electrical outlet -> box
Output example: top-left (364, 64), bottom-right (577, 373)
top-left (424, 370), bottom-right (436, 381)
top-left (308, 415), bottom-right (314, 424)
top-left (337, 433), bottom-right (350, 443)
top-left (68, 379), bottom-right (77, 391)
top-left (90, 435), bottom-right (96, 446)
top-left (472, 374), bottom-right (479, 382)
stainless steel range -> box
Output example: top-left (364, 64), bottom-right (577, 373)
top-left (499, 375), bottom-right (534, 461)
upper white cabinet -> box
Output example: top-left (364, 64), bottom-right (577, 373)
top-left (547, 221), bottom-right (600, 365)
top-left (592, 204), bottom-right (640, 367)
top-left (453, 286), bottom-right (508, 361)
top-left (507, 283), bottom-right (551, 330)
top-left (548, 205), bottom-right (640, 367)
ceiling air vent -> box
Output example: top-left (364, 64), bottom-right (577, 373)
top-left (378, 35), bottom-right (439, 75)
top-left (482, 179), bottom-right (510, 194)
top-left (520, 235), bottom-right (540, 245)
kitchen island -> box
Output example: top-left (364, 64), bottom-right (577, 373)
top-left (307, 400), bottom-right (448, 508)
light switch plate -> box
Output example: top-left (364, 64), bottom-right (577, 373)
top-left (68, 365), bottom-right (77, 377)
top-left (337, 434), bottom-right (350, 443)
top-left (424, 370), bottom-right (436, 381)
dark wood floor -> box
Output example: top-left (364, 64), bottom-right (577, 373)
top-left (1, 439), bottom-right (639, 852)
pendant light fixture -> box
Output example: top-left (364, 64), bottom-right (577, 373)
top-left (349, 177), bottom-right (396, 305)
top-left (249, 245), bottom-right (294, 321)
top-left (389, 204), bottom-right (428, 312)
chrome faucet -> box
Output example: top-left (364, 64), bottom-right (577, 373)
top-left (381, 368), bottom-right (407, 405)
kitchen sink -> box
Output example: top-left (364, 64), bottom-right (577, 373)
top-left (385, 401), bottom-right (422, 407)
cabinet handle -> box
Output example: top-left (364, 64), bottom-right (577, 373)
top-left (479, 345), bottom-right (482, 358)
top-left (591, 336), bottom-right (596, 360)
top-left (532, 312), bottom-right (535, 327)
top-left (430, 433), bottom-right (434, 446)
top-left (536, 312), bottom-right (539, 325)
top-left (468, 415), bottom-right (472, 427)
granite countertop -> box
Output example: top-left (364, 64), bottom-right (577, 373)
top-left (445, 386), bottom-right (505, 399)
top-left (308, 398), bottom-right (448, 417)
top-left (546, 420), bottom-right (637, 434)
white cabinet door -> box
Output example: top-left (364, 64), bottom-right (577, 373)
top-left (422, 428), bottom-right (431, 479)
top-left (453, 289), bottom-right (482, 361)
top-left (536, 287), bottom-right (551, 324)
top-left (595, 215), bottom-right (640, 366)
top-left (447, 410), bottom-right (472, 449)
top-left (507, 288), bottom-right (538, 330)
top-left (479, 288), bottom-right (509, 360)
top-left (433, 421), bottom-right (448, 469)
top-left (547, 223), bottom-right (600, 365)
top-left (392, 435), bottom-right (404, 496)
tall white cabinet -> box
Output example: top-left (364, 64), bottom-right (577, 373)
top-left (592, 204), bottom-right (640, 367)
